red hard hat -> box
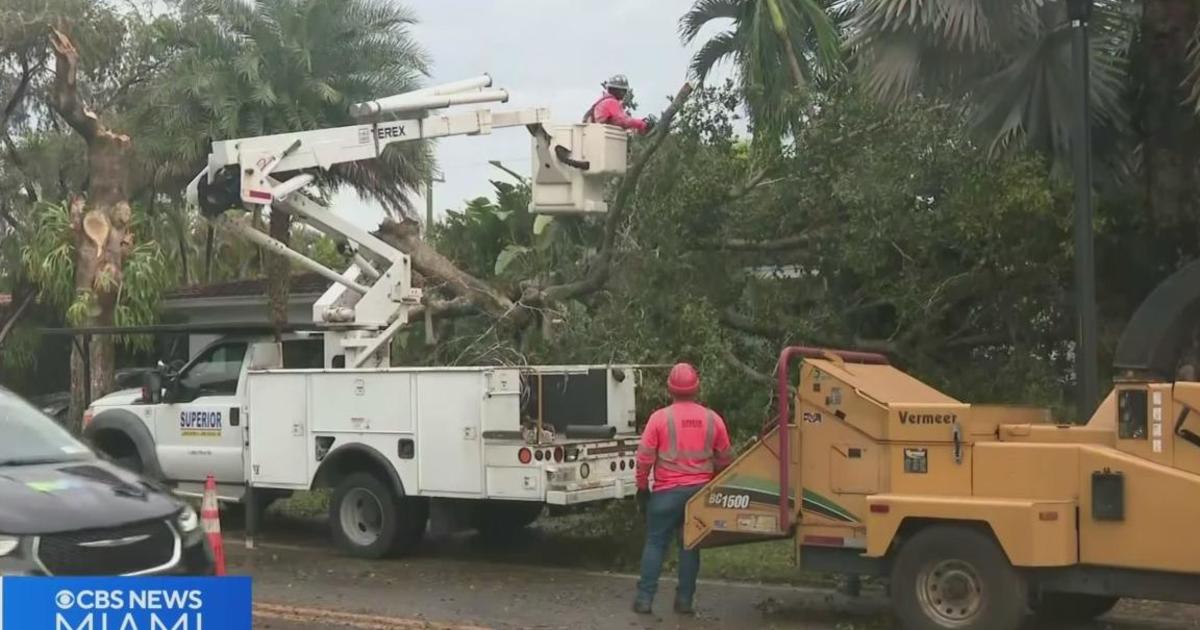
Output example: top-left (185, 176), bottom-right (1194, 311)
top-left (667, 362), bottom-right (700, 397)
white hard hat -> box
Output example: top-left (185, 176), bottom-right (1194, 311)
top-left (602, 74), bottom-right (631, 91)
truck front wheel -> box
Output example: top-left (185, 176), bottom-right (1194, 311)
top-left (890, 525), bottom-right (1027, 630)
top-left (330, 473), bottom-right (425, 558)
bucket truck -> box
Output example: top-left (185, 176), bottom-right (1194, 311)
top-left (79, 75), bottom-right (648, 559)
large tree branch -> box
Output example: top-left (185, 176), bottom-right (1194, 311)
top-left (1, 56), bottom-right (35, 132)
top-left (697, 233), bottom-right (813, 252)
top-left (3, 132), bottom-right (38, 203)
top-left (0, 293), bottom-right (35, 348)
top-left (720, 307), bottom-right (787, 338)
top-left (377, 219), bottom-right (520, 322)
top-left (48, 26), bottom-right (99, 140)
top-left (720, 345), bottom-right (775, 386)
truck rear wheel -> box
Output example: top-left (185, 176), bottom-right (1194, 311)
top-left (330, 473), bottom-right (426, 558)
top-left (1031, 592), bottom-right (1119, 625)
top-left (890, 525), bottom-right (1027, 630)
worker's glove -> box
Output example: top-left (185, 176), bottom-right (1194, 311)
top-left (636, 488), bottom-right (650, 515)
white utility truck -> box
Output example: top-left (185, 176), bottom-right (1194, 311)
top-left (81, 75), bottom-right (648, 558)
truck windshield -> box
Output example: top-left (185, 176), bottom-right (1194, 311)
top-left (0, 388), bottom-right (93, 465)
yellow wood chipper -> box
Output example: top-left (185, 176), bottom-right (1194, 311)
top-left (684, 261), bottom-right (1200, 630)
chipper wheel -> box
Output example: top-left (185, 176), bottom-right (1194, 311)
top-left (890, 525), bottom-right (1027, 630)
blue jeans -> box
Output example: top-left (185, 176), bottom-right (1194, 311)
top-left (635, 484), bottom-right (704, 605)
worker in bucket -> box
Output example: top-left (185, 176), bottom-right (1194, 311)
top-left (632, 363), bottom-right (733, 615)
top-left (583, 74), bottom-right (654, 134)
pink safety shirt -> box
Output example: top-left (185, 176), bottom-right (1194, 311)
top-left (583, 92), bottom-right (648, 133)
top-left (635, 401), bottom-right (733, 492)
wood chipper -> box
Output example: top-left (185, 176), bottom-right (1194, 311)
top-left (684, 260), bottom-right (1200, 630)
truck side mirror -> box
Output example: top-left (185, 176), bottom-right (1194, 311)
top-left (142, 371), bottom-right (163, 405)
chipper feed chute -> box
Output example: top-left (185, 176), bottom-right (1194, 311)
top-left (683, 423), bottom-right (800, 549)
top-left (685, 346), bottom-right (922, 551)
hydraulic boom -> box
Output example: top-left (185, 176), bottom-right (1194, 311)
top-left (185, 74), bottom-right (629, 369)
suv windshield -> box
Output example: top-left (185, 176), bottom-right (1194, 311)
top-left (0, 388), bottom-right (93, 465)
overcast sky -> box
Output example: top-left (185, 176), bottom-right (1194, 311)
top-left (332, 0), bottom-right (734, 229)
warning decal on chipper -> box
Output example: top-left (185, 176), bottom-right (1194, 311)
top-left (180, 410), bottom-right (222, 437)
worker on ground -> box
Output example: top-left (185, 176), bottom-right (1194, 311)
top-left (583, 74), bottom-right (654, 134)
top-left (632, 363), bottom-right (733, 615)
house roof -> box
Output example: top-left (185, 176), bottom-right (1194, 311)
top-left (165, 272), bottom-right (332, 301)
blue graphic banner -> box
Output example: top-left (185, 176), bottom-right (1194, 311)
top-left (0, 576), bottom-right (252, 630)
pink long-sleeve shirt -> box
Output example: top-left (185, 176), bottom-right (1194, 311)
top-left (587, 93), bottom-right (648, 133)
top-left (635, 401), bottom-right (733, 492)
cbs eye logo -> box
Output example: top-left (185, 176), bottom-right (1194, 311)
top-left (56, 590), bottom-right (75, 609)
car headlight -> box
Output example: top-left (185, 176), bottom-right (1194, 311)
top-left (177, 505), bottom-right (199, 534)
top-left (0, 536), bottom-right (19, 557)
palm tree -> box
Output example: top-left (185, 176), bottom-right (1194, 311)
top-left (680, 0), bottom-right (844, 133)
top-left (139, 0), bottom-right (433, 331)
top-left (844, 0), bottom-right (1200, 227)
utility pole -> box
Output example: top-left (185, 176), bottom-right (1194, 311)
top-left (424, 170), bottom-right (444, 237)
top-left (1067, 0), bottom-right (1099, 421)
top-left (423, 170), bottom-right (444, 346)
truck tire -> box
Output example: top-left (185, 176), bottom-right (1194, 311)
top-left (890, 525), bottom-right (1027, 630)
top-left (330, 473), bottom-right (427, 558)
top-left (472, 500), bottom-right (543, 541)
top-left (1031, 592), bottom-right (1119, 625)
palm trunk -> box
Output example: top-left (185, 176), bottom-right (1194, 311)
top-left (1137, 0), bottom-right (1200, 225)
top-left (49, 27), bottom-right (134, 433)
top-left (766, 0), bottom-right (805, 88)
top-left (267, 208), bottom-right (291, 341)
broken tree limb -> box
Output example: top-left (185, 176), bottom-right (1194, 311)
top-left (377, 218), bottom-right (519, 321)
top-left (48, 26), bottom-right (100, 141)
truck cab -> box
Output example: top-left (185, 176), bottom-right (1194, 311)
top-left (84, 334), bottom-right (324, 502)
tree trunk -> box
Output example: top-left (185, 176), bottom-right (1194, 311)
top-left (266, 208), bottom-right (292, 339)
top-left (766, 0), bottom-right (805, 88)
top-left (1137, 0), bottom-right (1200, 226)
top-left (49, 27), bottom-right (134, 432)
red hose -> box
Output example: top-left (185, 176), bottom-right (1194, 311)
top-left (774, 347), bottom-right (888, 531)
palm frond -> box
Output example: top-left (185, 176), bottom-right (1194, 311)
top-left (680, 0), bottom-right (745, 43)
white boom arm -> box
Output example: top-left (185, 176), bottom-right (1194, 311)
top-left (186, 74), bottom-right (628, 369)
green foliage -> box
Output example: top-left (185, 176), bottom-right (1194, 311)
top-left (432, 180), bottom-right (597, 288)
top-left (18, 201), bottom-right (174, 350)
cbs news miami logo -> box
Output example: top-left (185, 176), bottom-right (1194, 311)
top-left (0, 577), bottom-right (250, 630)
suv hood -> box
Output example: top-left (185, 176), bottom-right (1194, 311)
top-left (89, 388), bottom-right (143, 408)
top-left (0, 459), bottom-right (180, 535)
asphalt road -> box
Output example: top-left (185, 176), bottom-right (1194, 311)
top-left (224, 534), bottom-right (1200, 630)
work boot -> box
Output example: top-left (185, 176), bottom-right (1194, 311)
top-left (632, 599), bottom-right (653, 615)
top-left (673, 599), bottom-right (695, 615)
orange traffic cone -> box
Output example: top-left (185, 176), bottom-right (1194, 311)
top-left (201, 474), bottom-right (226, 576)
